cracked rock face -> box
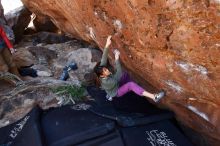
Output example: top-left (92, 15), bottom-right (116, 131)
top-left (21, 0), bottom-right (220, 145)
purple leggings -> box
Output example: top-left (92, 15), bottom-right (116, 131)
top-left (117, 72), bottom-right (145, 97)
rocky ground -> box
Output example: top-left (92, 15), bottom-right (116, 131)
top-left (0, 31), bottom-right (102, 128)
top-left (20, 1), bottom-right (220, 145)
top-left (0, 1), bottom-right (219, 145)
top-left (0, 31), bottom-right (214, 146)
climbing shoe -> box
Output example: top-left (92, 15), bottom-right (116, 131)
top-left (59, 63), bottom-right (78, 81)
top-left (154, 90), bottom-right (165, 103)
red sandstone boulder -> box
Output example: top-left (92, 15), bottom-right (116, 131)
top-left (21, 0), bottom-right (220, 145)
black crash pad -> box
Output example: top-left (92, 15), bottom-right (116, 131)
top-left (0, 106), bottom-right (43, 146)
top-left (41, 105), bottom-right (115, 146)
top-left (76, 130), bottom-right (124, 146)
top-left (87, 86), bottom-right (174, 127)
top-left (121, 120), bottom-right (194, 146)
top-left (0, 86), bottom-right (194, 146)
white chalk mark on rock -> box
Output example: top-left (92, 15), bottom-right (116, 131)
top-left (211, 0), bottom-right (220, 4)
top-left (94, 10), bottom-right (108, 21)
top-left (88, 27), bottom-right (96, 41)
top-left (165, 80), bottom-right (183, 92)
top-left (175, 61), bottom-right (208, 75)
top-left (215, 43), bottom-right (220, 47)
top-left (94, 11), bottom-right (98, 16)
top-left (194, 65), bottom-right (208, 75)
top-left (113, 19), bottom-right (123, 31)
top-left (103, 12), bottom-right (108, 20)
top-left (176, 61), bottom-right (190, 71)
top-left (188, 106), bottom-right (209, 122)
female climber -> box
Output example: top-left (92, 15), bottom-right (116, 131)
top-left (94, 35), bottom-right (165, 102)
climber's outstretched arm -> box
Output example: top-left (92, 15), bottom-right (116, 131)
top-left (113, 49), bottom-right (122, 81)
top-left (100, 35), bottom-right (112, 66)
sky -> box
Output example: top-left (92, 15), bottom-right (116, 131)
top-left (2, 0), bottom-right (23, 14)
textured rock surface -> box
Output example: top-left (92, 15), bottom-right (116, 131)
top-left (33, 14), bottom-right (59, 33)
top-left (0, 79), bottom-right (77, 128)
top-left (14, 32), bottom-right (100, 82)
top-left (0, 33), bottom-right (101, 128)
top-left (20, 0), bottom-right (220, 145)
top-left (5, 6), bottom-right (31, 43)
